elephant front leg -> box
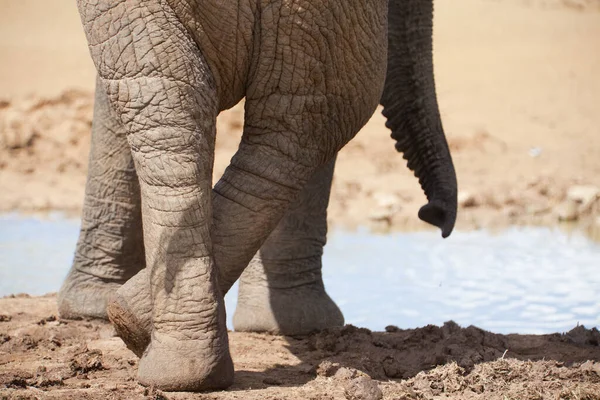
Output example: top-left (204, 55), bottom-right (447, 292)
top-left (127, 88), bottom-right (233, 391)
top-left (77, 0), bottom-right (232, 391)
top-left (233, 158), bottom-right (344, 335)
top-left (58, 76), bottom-right (145, 320)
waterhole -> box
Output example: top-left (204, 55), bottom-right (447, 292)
top-left (1, 213), bottom-right (598, 334)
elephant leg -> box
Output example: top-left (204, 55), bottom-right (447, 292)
top-left (111, 159), bottom-right (345, 349)
top-left (232, 157), bottom-right (344, 335)
top-left (77, 0), bottom-right (233, 391)
top-left (109, 156), bottom-right (336, 357)
top-left (58, 75), bottom-right (145, 320)
top-left (107, 0), bottom-right (387, 369)
top-left (108, 105), bottom-right (345, 357)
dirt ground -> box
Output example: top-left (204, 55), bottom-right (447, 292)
top-left (2, 0), bottom-right (600, 399)
top-left (1, 294), bottom-right (600, 400)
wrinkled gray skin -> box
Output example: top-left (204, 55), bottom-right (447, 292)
top-left (57, 0), bottom-right (457, 392)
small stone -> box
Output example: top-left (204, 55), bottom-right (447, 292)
top-left (316, 360), bottom-right (340, 377)
top-left (385, 325), bottom-right (399, 333)
top-left (70, 349), bottom-right (104, 375)
top-left (369, 208), bottom-right (394, 222)
top-left (37, 315), bottom-right (57, 325)
top-left (472, 383), bottom-right (484, 394)
top-left (556, 200), bottom-right (579, 221)
top-left (369, 192), bottom-right (402, 225)
top-left (373, 192), bottom-right (402, 209)
top-left (344, 376), bottom-right (383, 400)
top-left (144, 386), bottom-right (170, 399)
top-left (335, 367), bottom-right (362, 381)
top-left (457, 191), bottom-right (477, 208)
top-left (567, 185), bottom-right (599, 210)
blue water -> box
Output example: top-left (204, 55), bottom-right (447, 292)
top-left (1, 213), bottom-right (599, 334)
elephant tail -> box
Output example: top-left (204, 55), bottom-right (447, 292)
top-left (380, 0), bottom-right (458, 238)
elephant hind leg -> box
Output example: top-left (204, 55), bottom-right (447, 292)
top-left (106, 148), bottom-right (341, 357)
top-left (233, 157), bottom-right (344, 335)
top-left (58, 75), bottom-right (145, 320)
top-left (106, 94), bottom-right (363, 357)
top-left (106, 160), bottom-right (343, 356)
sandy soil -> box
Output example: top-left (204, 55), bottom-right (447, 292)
top-left (1, 0), bottom-right (600, 236)
top-left (1, 294), bottom-right (600, 400)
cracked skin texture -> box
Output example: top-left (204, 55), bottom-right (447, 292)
top-left (58, 0), bottom-right (457, 392)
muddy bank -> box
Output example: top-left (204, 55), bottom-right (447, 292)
top-left (1, 295), bottom-right (599, 399)
top-left (1, 91), bottom-right (600, 236)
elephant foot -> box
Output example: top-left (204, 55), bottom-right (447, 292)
top-left (233, 265), bottom-right (344, 335)
top-left (109, 269), bottom-right (234, 391)
top-left (138, 331), bottom-right (234, 391)
top-left (58, 267), bottom-right (124, 320)
top-left (106, 269), bottom-right (152, 357)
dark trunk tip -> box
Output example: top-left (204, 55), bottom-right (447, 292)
top-left (418, 200), bottom-right (456, 238)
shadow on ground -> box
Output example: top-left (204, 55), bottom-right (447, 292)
top-left (229, 321), bottom-right (600, 391)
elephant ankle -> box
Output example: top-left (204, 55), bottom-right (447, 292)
top-left (58, 268), bottom-right (124, 320)
top-left (233, 276), bottom-right (344, 335)
top-left (137, 331), bottom-right (234, 391)
top-left (241, 256), bottom-right (326, 289)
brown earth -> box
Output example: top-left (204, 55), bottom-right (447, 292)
top-left (1, 294), bottom-right (600, 400)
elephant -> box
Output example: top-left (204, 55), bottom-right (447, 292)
top-left (57, 0), bottom-right (457, 392)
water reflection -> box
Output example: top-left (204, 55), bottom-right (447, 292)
top-left (1, 214), bottom-right (598, 335)
top-left (321, 227), bottom-right (599, 334)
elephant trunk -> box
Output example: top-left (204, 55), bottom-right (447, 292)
top-left (381, 0), bottom-right (457, 238)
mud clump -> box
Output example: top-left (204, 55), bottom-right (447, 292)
top-left (0, 367), bottom-right (65, 390)
top-left (69, 348), bottom-right (105, 376)
top-left (308, 322), bottom-right (508, 379)
top-left (0, 334), bottom-right (10, 344)
top-left (307, 321), bottom-right (600, 381)
top-left (316, 360), bottom-right (341, 377)
top-left (0, 371), bottom-right (33, 389)
top-left (564, 325), bottom-right (600, 346)
top-left (343, 375), bottom-right (383, 400)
